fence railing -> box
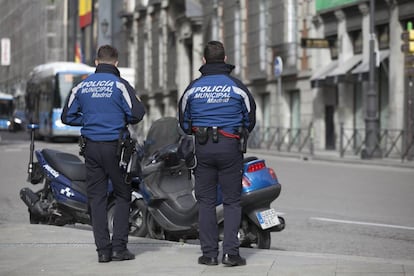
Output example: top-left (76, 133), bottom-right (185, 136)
top-left (339, 124), bottom-right (414, 161)
top-left (248, 123), bottom-right (314, 155)
top-left (247, 123), bottom-right (414, 161)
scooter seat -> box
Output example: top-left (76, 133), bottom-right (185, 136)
top-left (41, 149), bottom-right (86, 181)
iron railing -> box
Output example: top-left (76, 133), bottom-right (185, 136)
top-left (247, 123), bottom-right (414, 161)
top-left (248, 123), bottom-right (314, 155)
top-left (339, 124), bottom-right (414, 161)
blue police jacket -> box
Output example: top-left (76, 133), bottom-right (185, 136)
top-left (178, 62), bottom-right (256, 134)
top-left (61, 63), bottom-right (145, 141)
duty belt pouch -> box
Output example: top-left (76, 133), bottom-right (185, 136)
top-left (212, 127), bottom-right (218, 143)
top-left (117, 130), bottom-right (136, 171)
top-left (125, 146), bottom-right (141, 184)
top-left (238, 127), bottom-right (249, 153)
top-left (120, 138), bottom-right (135, 169)
top-left (78, 136), bottom-right (86, 156)
top-left (195, 127), bottom-right (208, 145)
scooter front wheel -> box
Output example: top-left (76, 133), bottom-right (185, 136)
top-left (107, 199), bottom-right (148, 237)
top-left (129, 199), bottom-right (148, 237)
top-left (146, 212), bottom-right (166, 240)
top-left (29, 210), bottom-right (42, 224)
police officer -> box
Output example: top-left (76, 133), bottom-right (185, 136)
top-left (61, 45), bottom-right (145, 263)
top-left (178, 41), bottom-right (256, 266)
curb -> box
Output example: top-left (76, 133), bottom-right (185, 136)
top-left (248, 149), bottom-right (414, 169)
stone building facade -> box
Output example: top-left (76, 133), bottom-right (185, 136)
top-left (131, 0), bottom-right (414, 156)
top-left (1, 0), bottom-right (413, 156)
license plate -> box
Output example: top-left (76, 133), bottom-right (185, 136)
top-left (256, 209), bottom-right (280, 230)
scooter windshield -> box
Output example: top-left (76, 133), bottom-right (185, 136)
top-left (143, 117), bottom-right (183, 160)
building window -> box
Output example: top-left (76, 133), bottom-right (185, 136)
top-left (234, 4), bottom-right (241, 75)
top-left (327, 35), bottom-right (338, 60)
top-left (289, 90), bottom-right (301, 144)
top-left (259, 0), bottom-right (268, 71)
top-left (350, 30), bottom-right (363, 54)
top-left (212, 0), bottom-right (219, 40)
top-left (376, 24), bottom-right (389, 50)
top-left (260, 92), bottom-right (271, 142)
top-left (144, 34), bottom-right (149, 89)
top-left (159, 32), bottom-right (164, 88)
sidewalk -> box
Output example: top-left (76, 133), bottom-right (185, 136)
top-left (0, 224), bottom-right (413, 276)
top-left (249, 148), bottom-right (414, 169)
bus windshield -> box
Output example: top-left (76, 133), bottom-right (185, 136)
top-left (57, 73), bottom-right (89, 108)
top-left (0, 99), bottom-right (13, 119)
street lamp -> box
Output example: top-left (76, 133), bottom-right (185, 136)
top-left (364, 0), bottom-right (381, 159)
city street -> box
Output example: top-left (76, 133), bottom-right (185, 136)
top-left (1, 130), bottom-right (413, 263)
top-left (262, 152), bottom-right (414, 261)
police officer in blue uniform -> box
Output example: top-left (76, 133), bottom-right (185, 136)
top-left (178, 41), bottom-right (256, 266)
top-left (61, 45), bottom-right (145, 263)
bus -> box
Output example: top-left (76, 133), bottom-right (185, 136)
top-left (118, 67), bottom-right (135, 88)
top-left (26, 62), bottom-right (95, 140)
top-left (0, 92), bottom-right (14, 131)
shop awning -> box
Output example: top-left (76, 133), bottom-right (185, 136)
top-left (326, 54), bottom-right (363, 78)
top-left (310, 60), bottom-right (338, 87)
top-left (351, 50), bottom-right (390, 74)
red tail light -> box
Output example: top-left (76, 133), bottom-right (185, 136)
top-left (246, 161), bottom-right (265, 173)
top-left (268, 168), bottom-right (277, 179)
top-left (242, 176), bottom-right (251, 188)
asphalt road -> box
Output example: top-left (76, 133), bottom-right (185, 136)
top-left (261, 152), bottom-right (414, 261)
top-left (1, 130), bottom-right (414, 263)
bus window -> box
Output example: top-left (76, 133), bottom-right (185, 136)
top-left (0, 99), bottom-right (12, 118)
top-left (0, 96), bottom-right (13, 130)
top-left (56, 73), bottom-right (89, 108)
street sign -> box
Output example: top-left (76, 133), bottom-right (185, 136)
top-left (405, 55), bottom-right (414, 63)
top-left (405, 66), bottom-right (414, 76)
top-left (301, 38), bottom-right (332, 48)
top-left (274, 56), bottom-right (283, 77)
top-left (401, 30), bottom-right (414, 53)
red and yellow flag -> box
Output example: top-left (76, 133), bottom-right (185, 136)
top-left (75, 42), bottom-right (83, 63)
top-left (79, 0), bottom-right (92, 28)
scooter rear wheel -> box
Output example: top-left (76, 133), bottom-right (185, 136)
top-left (239, 220), bottom-right (271, 249)
top-left (255, 227), bottom-right (271, 249)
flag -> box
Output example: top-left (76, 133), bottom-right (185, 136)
top-left (75, 42), bottom-right (84, 63)
top-left (79, 0), bottom-right (92, 28)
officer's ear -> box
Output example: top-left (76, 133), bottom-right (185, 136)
top-left (95, 59), bottom-right (99, 66)
top-left (202, 57), bottom-right (206, 64)
top-left (224, 56), bottom-right (227, 63)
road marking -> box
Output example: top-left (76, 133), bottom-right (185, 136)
top-left (310, 217), bottom-right (414, 231)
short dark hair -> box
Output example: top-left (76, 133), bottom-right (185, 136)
top-left (96, 45), bottom-right (118, 64)
top-left (203, 41), bottom-right (225, 63)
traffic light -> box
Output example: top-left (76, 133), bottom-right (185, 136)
top-left (401, 30), bottom-right (414, 53)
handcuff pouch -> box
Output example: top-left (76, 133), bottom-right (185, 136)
top-left (195, 127), bottom-right (208, 145)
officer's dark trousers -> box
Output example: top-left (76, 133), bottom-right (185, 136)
top-left (194, 135), bottom-right (243, 258)
top-left (84, 140), bottom-right (131, 255)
